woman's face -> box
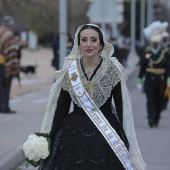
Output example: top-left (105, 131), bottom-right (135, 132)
top-left (79, 28), bottom-right (102, 59)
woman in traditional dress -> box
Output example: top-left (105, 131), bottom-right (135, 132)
top-left (39, 24), bottom-right (146, 170)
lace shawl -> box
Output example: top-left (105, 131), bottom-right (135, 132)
top-left (63, 57), bottom-right (121, 108)
top-left (40, 24), bottom-right (146, 170)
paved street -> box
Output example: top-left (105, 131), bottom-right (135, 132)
top-left (0, 49), bottom-right (170, 170)
top-left (127, 70), bottom-right (170, 170)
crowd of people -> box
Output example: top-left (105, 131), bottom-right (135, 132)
top-left (51, 33), bottom-right (73, 70)
top-left (109, 36), bottom-right (130, 67)
top-left (51, 32), bottom-right (130, 71)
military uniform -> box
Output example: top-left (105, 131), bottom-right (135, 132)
top-left (138, 46), bottom-right (170, 127)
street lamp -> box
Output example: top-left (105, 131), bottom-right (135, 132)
top-left (147, 0), bottom-right (153, 26)
top-left (130, 0), bottom-right (136, 54)
top-left (59, 0), bottom-right (67, 69)
top-left (140, 0), bottom-right (145, 46)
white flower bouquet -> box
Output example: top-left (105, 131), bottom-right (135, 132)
top-left (23, 133), bottom-right (50, 167)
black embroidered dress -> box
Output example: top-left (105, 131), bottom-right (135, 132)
top-left (39, 58), bottom-right (129, 170)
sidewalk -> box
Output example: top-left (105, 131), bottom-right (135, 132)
top-left (0, 49), bottom-right (138, 170)
top-left (11, 48), bottom-right (55, 97)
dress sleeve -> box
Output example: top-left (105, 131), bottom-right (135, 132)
top-left (112, 82), bottom-right (123, 124)
top-left (50, 88), bottom-right (71, 138)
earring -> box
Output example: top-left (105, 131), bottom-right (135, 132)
top-left (99, 49), bottom-right (102, 56)
top-left (79, 48), bottom-right (83, 56)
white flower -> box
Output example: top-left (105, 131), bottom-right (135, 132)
top-left (23, 134), bottom-right (49, 162)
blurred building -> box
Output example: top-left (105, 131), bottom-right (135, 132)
top-left (153, 0), bottom-right (170, 27)
top-left (158, 0), bottom-right (170, 8)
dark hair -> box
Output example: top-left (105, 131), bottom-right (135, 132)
top-left (78, 24), bottom-right (104, 50)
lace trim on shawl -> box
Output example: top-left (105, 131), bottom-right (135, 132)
top-left (40, 69), bottom-right (68, 133)
top-left (63, 57), bottom-right (121, 108)
top-left (130, 150), bottom-right (146, 170)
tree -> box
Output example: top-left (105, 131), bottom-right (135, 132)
top-left (0, 0), bottom-right (90, 45)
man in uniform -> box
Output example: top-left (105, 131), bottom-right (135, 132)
top-left (137, 31), bottom-right (170, 128)
top-left (0, 16), bottom-right (20, 113)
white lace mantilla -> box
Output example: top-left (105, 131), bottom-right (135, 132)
top-left (63, 57), bottom-right (121, 108)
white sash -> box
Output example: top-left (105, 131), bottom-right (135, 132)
top-left (67, 59), bottom-right (135, 170)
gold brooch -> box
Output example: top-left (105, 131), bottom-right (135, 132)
top-left (84, 81), bottom-right (93, 92)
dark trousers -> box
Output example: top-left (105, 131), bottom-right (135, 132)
top-left (145, 84), bottom-right (163, 124)
top-left (0, 64), bottom-right (13, 111)
top-left (162, 95), bottom-right (168, 110)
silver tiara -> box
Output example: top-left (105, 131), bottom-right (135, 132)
top-left (85, 23), bottom-right (99, 28)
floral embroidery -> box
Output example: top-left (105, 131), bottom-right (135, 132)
top-left (71, 72), bottom-right (78, 82)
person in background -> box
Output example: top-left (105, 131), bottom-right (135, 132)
top-left (14, 31), bottom-right (27, 62)
top-left (0, 16), bottom-right (20, 113)
top-left (51, 34), bottom-right (60, 70)
top-left (137, 31), bottom-right (170, 128)
top-left (111, 36), bottom-right (121, 61)
top-left (66, 33), bottom-right (73, 55)
top-left (117, 35), bottom-right (129, 67)
top-left (51, 33), bottom-right (73, 71)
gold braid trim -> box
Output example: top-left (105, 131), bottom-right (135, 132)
top-left (149, 48), bottom-right (168, 68)
top-left (145, 68), bottom-right (165, 74)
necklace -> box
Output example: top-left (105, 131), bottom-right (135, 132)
top-left (80, 57), bottom-right (102, 93)
top-left (80, 57), bottom-right (102, 80)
